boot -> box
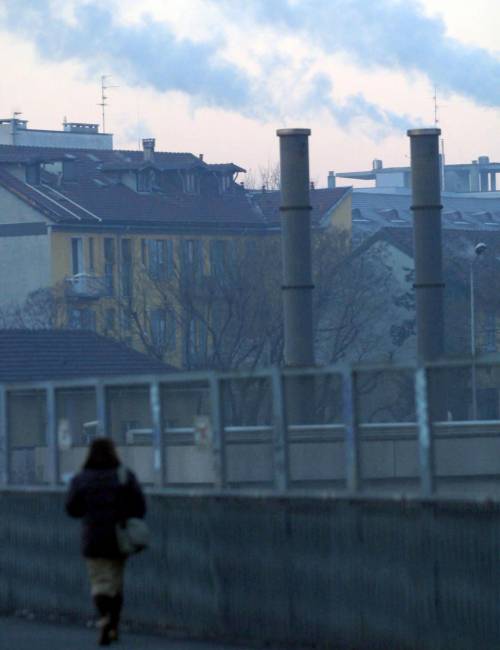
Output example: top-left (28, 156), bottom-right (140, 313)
top-left (108, 592), bottom-right (123, 642)
top-left (93, 595), bottom-right (113, 646)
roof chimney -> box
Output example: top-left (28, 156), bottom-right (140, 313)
top-left (372, 159), bottom-right (383, 171)
top-left (199, 153), bottom-right (204, 161)
top-left (142, 138), bottom-right (155, 162)
top-left (327, 171), bottom-right (336, 189)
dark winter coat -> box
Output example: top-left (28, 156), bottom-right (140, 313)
top-left (65, 466), bottom-right (146, 559)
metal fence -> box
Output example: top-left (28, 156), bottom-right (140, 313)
top-left (2, 358), bottom-right (500, 496)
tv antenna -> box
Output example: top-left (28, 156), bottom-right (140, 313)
top-left (98, 75), bottom-right (119, 134)
top-left (433, 86), bottom-right (439, 127)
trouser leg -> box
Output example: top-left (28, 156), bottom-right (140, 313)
top-left (93, 595), bottom-right (113, 645)
top-left (109, 592), bottom-right (123, 630)
top-left (93, 594), bottom-right (112, 618)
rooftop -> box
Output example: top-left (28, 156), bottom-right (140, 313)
top-left (0, 143), bottom-right (351, 233)
top-left (0, 329), bottom-right (173, 383)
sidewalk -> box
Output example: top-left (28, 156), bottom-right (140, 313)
top-left (0, 616), bottom-right (256, 650)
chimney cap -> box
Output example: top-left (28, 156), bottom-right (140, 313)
top-left (276, 128), bottom-right (311, 137)
top-left (142, 138), bottom-right (155, 148)
top-left (407, 128), bottom-right (441, 137)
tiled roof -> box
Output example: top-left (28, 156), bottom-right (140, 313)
top-left (0, 143), bottom-right (350, 232)
top-left (206, 163), bottom-right (246, 173)
top-left (251, 187), bottom-right (351, 226)
top-left (0, 329), bottom-right (173, 383)
top-left (352, 190), bottom-right (500, 243)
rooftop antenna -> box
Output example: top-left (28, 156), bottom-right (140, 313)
top-left (433, 85), bottom-right (439, 127)
top-left (98, 75), bottom-right (118, 134)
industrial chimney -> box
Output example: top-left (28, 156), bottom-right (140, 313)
top-left (407, 128), bottom-right (444, 364)
top-left (277, 128), bottom-right (315, 437)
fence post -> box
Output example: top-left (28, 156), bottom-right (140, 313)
top-left (343, 369), bottom-right (360, 493)
top-left (415, 367), bottom-right (434, 496)
top-left (0, 385), bottom-right (8, 485)
top-left (271, 367), bottom-right (289, 491)
top-left (46, 383), bottom-right (59, 486)
top-left (95, 380), bottom-right (108, 438)
top-left (209, 374), bottom-right (226, 489)
top-left (150, 380), bottom-right (164, 487)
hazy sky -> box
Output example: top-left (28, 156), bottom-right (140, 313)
top-left (0, 0), bottom-right (499, 187)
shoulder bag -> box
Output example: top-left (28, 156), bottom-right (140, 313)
top-left (115, 465), bottom-right (150, 556)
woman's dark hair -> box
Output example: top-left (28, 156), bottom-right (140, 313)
top-left (83, 437), bottom-right (120, 470)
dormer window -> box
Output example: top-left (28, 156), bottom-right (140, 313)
top-left (137, 168), bottom-right (154, 192)
top-left (184, 173), bottom-right (197, 194)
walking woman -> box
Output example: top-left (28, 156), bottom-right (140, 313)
top-left (65, 437), bottom-right (146, 645)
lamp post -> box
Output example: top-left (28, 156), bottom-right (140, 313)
top-left (470, 242), bottom-right (487, 420)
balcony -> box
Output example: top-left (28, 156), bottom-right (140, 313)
top-left (65, 273), bottom-right (106, 299)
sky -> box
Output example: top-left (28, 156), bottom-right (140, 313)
top-left (0, 0), bottom-right (499, 187)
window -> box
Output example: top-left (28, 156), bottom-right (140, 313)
top-left (121, 239), bottom-right (132, 298)
top-left (68, 307), bottom-right (95, 331)
top-left (185, 316), bottom-right (207, 363)
top-left (147, 239), bottom-right (173, 280)
top-left (181, 239), bottom-right (202, 279)
top-left (150, 308), bottom-right (176, 351)
top-left (105, 308), bottom-right (115, 334)
top-left (104, 238), bottom-right (115, 295)
top-left (210, 240), bottom-right (225, 278)
top-left (71, 238), bottom-right (83, 275)
top-left (88, 238), bottom-right (95, 273)
top-left (184, 173), bottom-right (197, 194)
top-left (137, 169), bottom-right (154, 192)
top-left (209, 240), bottom-right (236, 279)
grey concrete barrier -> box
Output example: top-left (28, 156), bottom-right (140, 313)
top-left (1, 489), bottom-right (499, 649)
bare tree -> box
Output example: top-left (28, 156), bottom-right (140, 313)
top-left (245, 162), bottom-right (280, 191)
top-left (313, 230), bottom-right (395, 365)
top-left (112, 237), bottom-right (284, 371)
top-left (0, 285), bottom-right (67, 329)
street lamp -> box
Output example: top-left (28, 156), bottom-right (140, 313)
top-left (470, 242), bottom-right (487, 420)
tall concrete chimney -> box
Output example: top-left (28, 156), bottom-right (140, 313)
top-left (407, 128), bottom-right (444, 365)
top-left (327, 171), bottom-right (336, 189)
top-left (142, 138), bottom-right (155, 162)
top-left (277, 128), bottom-right (315, 431)
top-left (277, 128), bottom-right (315, 369)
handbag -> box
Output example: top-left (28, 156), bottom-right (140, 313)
top-left (115, 465), bottom-right (150, 556)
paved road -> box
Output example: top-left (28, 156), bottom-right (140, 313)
top-left (0, 617), bottom-right (256, 650)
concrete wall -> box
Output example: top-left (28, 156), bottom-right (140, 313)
top-left (0, 124), bottom-right (113, 149)
top-left (0, 490), bottom-right (498, 650)
top-left (13, 425), bottom-right (500, 495)
top-left (0, 186), bottom-right (51, 306)
top-left (0, 232), bottom-right (50, 305)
